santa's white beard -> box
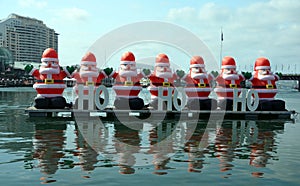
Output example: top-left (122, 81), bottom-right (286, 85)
top-left (257, 73), bottom-right (275, 81)
top-left (191, 73), bottom-right (208, 79)
top-left (119, 70), bottom-right (137, 77)
top-left (39, 67), bottom-right (60, 74)
top-left (155, 71), bottom-right (172, 78)
top-left (80, 71), bottom-right (99, 78)
top-left (222, 73), bottom-right (239, 80)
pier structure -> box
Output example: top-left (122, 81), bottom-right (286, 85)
top-left (280, 74), bottom-right (300, 91)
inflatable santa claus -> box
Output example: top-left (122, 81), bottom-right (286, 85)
top-left (214, 56), bottom-right (245, 110)
top-left (24, 48), bottom-right (72, 109)
top-left (249, 57), bottom-right (285, 111)
top-left (148, 53), bottom-right (184, 110)
top-left (110, 51), bottom-right (147, 110)
top-left (182, 56), bottom-right (217, 110)
top-left (71, 52), bottom-right (108, 109)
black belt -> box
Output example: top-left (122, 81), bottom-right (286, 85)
top-left (186, 83), bottom-right (209, 88)
top-left (77, 82), bottom-right (102, 86)
top-left (252, 85), bottom-right (276, 89)
top-left (217, 84), bottom-right (240, 88)
top-left (37, 79), bottom-right (64, 83)
top-left (115, 81), bottom-right (140, 86)
top-left (151, 82), bottom-right (173, 87)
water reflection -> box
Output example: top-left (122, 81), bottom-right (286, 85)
top-left (148, 122), bottom-right (177, 175)
top-left (74, 124), bottom-right (98, 177)
top-left (32, 123), bottom-right (66, 183)
top-left (114, 124), bottom-right (141, 174)
top-left (214, 120), bottom-right (281, 178)
top-left (22, 118), bottom-right (287, 180)
top-left (184, 122), bottom-right (208, 173)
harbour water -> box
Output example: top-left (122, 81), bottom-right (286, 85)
top-left (0, 84), bottom-right (299, 186)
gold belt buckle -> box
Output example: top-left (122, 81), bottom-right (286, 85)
top-left (266, 84), bottom-right (273, 89)
top-left (163, 82), bottom-right (170, 87)
top-left (229, 84), bottom-right (237, 88)
top-left (125, 81), bottom-right (133, 86)
top-left (198, 83), bottom-right (206, 88)
top-left (45, 79), bottom-right (54, 84)
top-left (86, 82), bottom-right (94, 86)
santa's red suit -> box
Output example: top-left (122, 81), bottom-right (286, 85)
top-left (249, 57), bottom-right (278, 100)
top-left (110, 51), bottom-right (145, 98)
top-left (29, 48), bottom-right (70, 98)
top-left (183, 56), bottom-right (214, 99)
top-left (72, 52), bottom-right (107, 95)
top-left (214, 56), bottom-right (245, 99)
top-left (148, 53), bottom-right (177, 98)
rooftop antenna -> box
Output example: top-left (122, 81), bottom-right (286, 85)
top-left (219, 27), bottom-right (223, 69)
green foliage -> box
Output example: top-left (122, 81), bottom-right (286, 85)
top-left (176, 69), bottom-right (185, 78)
top-left (210, 71), bottom-right (219, 78)
top-left (66, 66), bottom-right (75, 74)
top-left (24, 64), bottom-right (33, 73)
top-left (142, 69), bottom-right (151, 76)
top-left (241, 71), bottom-right (252, 79)
top-left (276, 72), bottom-right (283, 78)
top-left (103, 67), bottom-right (113, 76)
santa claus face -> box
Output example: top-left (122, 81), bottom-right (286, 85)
top-left (222, 68), bottom-right (239, 80)
top-left (39, 60), bottom-right (60, 74)
top-left (79, 64), bottom-right (99, 78)
top-left (190, 67), bottom-right (207, 79)
top-left (257, 69), bottom-right (275, 80)
top-left (119, 63), bottom-right (137, 77)
top-left (155, 65), bottom-right (172, 78)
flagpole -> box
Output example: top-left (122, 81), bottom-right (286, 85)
top-left (219, 27), bottom-right (223, 69)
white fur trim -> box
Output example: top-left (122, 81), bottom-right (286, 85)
top-left (184, 87), bottom-right (212, 92)
top-left (120, 61), bottom-right (135, 65)
top-left (190, 64), bottom-right (205, 68)
top-left (155, 62), bottom-right (170, 67)
top-left (41, 58), bottom-right (58, 62)
top-left (81, 61), bottom-right (96, 65)
top-left (222, 65), bottom-right (236, 69)
top-left (29, 68), bottom-right (37, 76)
top-left (255, 66), bottom-right (271, 70)
top-left (214, 87), bottom-right (242, 93)
top-left (63, 66), bottom-right (71, 77)
top-left (116, 95), bottom-right (139, 98)
top-left (33, 83), bottom-right (66, 89)
top-left (148, 86), bottom-right (174, 91)
top-left (109, 71), bottom-right (116, 78)
top-left (100, 71), bottom-right (108, 78)
top-left (187, 97), bottom-right (210, 100)
top-left (37, 93), bottom-right (63, 97)
top-left (253, 89), bottom-right (278, 93)
top-left (113, 86), bottom-right (142, 90)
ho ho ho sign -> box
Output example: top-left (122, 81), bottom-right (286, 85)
top-left (76, 85), bottom-right (259, 111)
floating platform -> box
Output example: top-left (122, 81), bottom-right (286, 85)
top-left (25, 107), bottom-right (296, 121)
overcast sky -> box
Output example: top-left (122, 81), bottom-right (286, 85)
top-left (0, 0), bottom-right (299, 73)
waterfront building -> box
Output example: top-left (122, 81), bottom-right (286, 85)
top-left (0, 13), bottom-right (58, 65)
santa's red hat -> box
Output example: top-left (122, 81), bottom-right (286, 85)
top-left (254, 57), bottom-right (271, 70)
top-left (41, 48), bottom-right (58, 62)
top-left (221, 56), bottom-right (236, 69)
top-left (190, 56), bottom-right (205, 68)
top-left (81, 52), bottom-right (97, 65)
top-left (155, 53), bottom-right (170, 67)
top-left (120, 51), bottom-right (136, 65)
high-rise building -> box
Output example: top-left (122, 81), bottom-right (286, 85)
top-left (0, 13), bottom-right (58, 65)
